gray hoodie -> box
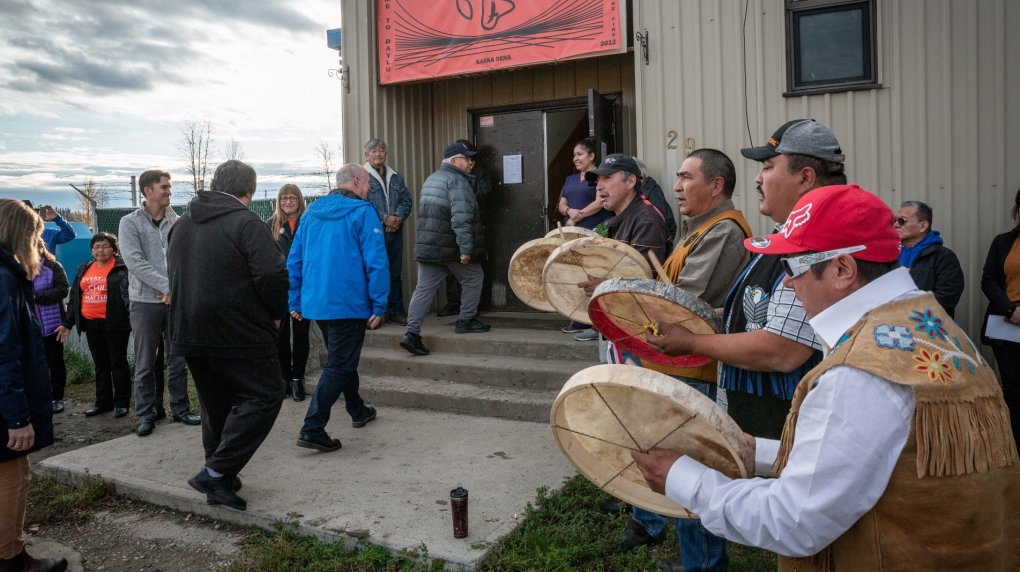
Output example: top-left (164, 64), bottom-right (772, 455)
top-left (118, 203), bottom-right (178, 304)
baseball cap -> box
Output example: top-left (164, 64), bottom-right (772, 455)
top-left (443, 141), bottom-right (477, 159)
top-left (584, 154), bottom-right (641, 184)
top-left (741, 119), bottom-right (845, 164)
top-left (744, 184), bottom-right (900, 262)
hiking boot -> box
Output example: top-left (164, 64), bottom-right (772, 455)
top-left (296, 432), bottom-right (342, 453)
top-left (352, 405), bottom-right (377, 428)
top-left (437, 304), bottom-right (460, 317)
top-left (619, 518), bottom-right (659, 550)
top-left (455, 318), bottom-right (491, 334)
top-left (575, 328), bottom-right (599, 341)
top-left (400, 332), bottom-right (430, 356)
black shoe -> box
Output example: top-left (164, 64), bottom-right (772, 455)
top-left (296, 432), bottom-right (342, 452)
top-left (283, 379), bottom-right (293, 398)
top-left (84, 406), bottom-right (111, 417)
top-left (291, 379), bottom-right (306, 402)
top-left (206, 475), bottom-right (243, 505)
top-left (114, 407), bottom-right (129, 418)
top-left (389, 313), bottom-right (407, 325)
top-left (599, 498), bottom-right (630, 514)
top-left (51, 400), bottom-right (64, 414)
top-left (136, 421), bottom-right (154, 436)
top-left (455, 318), bottom-right (491, 334)
top-left (172, 412), bottom-right (201, 425)
top-left (154, 406), bottom-right (167, 422)
top-left (188, 469), bottom-right (247, 511)
top-left (656, 558), bottom-right (685, 572)
top-left (2, 548), bottom-right (68, 572)
top-left (437, 304), bottom-right (460, 317)
top-left (352, 405), bottom-right (377, 428)
top-left (400, 332), bottom-right (430, 356)
top-left (619, 519), bottom-right (659, 551)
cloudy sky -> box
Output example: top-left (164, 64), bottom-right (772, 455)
top-left (0, 0), bottom-right (343, 209)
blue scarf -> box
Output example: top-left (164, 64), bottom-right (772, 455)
top-left (898, 230), bottom-right (943, 269)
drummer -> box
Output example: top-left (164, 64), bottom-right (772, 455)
top-left (632, 184), bottom-right (1020, 570)
top-left (602, 149), bottom-right (754, 570)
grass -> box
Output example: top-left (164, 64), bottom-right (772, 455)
top-left (25, 471), bottom-right (117, 525)
top-left (62, 345), bottom-right (200, 412)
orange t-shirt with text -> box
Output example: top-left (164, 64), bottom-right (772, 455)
top-left (80, 262), bottom-right (114, 320)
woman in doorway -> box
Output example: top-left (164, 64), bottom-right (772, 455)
top-left (0, 199), bottom-right (68, 572)
top-left (556, 137), bottom-right (612, 336)
top-left (268, 184), bottom-right (310, 402)
top-left (56, 232), bottom-right (132, 418)
top-left (982, 188), bottom-right (1020, 440)
top-left (33, 245), bottom-right (69, 414)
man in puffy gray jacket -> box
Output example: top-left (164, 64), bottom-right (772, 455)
top-left (400, 142), bottom-right (490, 356)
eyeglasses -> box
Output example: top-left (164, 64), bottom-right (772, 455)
top-left (91, 244), bottom-right (113, 250)
top-left (781, 245), bottom-right (866, 278)
top-left (893, 217), bottom-right (912, 226)
top-left (279, 197), bottom-right (298, 203)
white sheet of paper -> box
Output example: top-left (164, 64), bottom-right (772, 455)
top-left (503, 154), bottom-right (522, 184)
top-left (985, 315), bottom-right (1020, 343)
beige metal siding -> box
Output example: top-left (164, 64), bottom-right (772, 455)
top-left (632, 0), bottom-right (1020, 342)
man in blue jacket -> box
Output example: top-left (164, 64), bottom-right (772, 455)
top-left (288, 164), bottom-right (389, 453)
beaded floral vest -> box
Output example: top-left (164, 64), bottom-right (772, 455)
top-left (772, 293), bottom-right (1020, 572)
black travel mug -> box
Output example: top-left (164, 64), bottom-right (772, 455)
top-left (450, 487), bottom-right (469, 538)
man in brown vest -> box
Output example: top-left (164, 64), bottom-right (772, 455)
top-left (633, 184), bottom-right (1020, 571)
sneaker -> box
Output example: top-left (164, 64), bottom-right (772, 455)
top-left (400, 332), bottom-right (430, 356)
top-left (352, 405), bottom-right (377, 428)
top-left (455, 318), bottom-right (491, 334)
top-left (561, 322), bottom-right (587, 334)
top-left (389, 313), bottom-right (407, 325)
top-left (296, 432), bottom-right (342, 453)
top-left (52, 400), bottom-right (64, 414)
top-left (437, 304), bottom-right (460, 317)
top-left (619, 518), bottom-right (659, 551)
top-left (575, 328), bottom-right (599, 341)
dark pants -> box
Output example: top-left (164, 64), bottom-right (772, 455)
top-left (301, 319), bottom-right (369, 436)
top-left (83, 319), bottom-right (131, 409)
top-left (277, 315), bottom-right (311, 381)
top-left (42, 333), bottom-right (66, 401)
top-left (726, 379), bottom-right (792, 440)
top-left (993, 341), bottom-right (1020, 441)
top-left (385, 229), bottom-right (405, 315)
top-left (187, 355), bottom-right (283, 477)
top-left (445, 275), bottom-right (461, 307)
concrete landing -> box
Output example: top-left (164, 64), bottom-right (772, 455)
top-left (38, 400), bottom-right (577, 570)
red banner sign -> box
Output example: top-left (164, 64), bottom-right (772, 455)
top-left (378, 0), bottom-right (624, 85)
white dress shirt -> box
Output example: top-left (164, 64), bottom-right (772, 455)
top-left (664, 268), bottom-right (922, 557)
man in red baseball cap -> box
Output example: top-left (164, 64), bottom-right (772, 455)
top-left (633, 184), bottom-right (1020, 571)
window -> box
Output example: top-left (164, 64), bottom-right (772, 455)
top-left (785, 0), bottom-right (879, 96)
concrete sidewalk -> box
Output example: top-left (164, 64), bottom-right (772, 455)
top-left (39, 399), bottom-right (577, 569)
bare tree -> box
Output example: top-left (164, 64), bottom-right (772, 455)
top-left (73, 178), bottom-right (107, 227)
top-left (223, 136), bottom-right (246, 161)
top-left (313, 140), bottom-right (337, 193)
top-left (175, 119), bottom-right (214, 198)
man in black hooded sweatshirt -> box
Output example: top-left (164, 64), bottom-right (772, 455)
top-left (167, 160), bottom-right (289, 511)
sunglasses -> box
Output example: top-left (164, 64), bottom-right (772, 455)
top-left (893, 217), bottom-right (912, 226)
top-left (782, 245), bottom-right (867, 278)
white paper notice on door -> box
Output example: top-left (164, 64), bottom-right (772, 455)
top-left (503, 154), bottom-right (522, 184)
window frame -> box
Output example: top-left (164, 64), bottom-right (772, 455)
top-left (784, 0), bottom-right (880, 97)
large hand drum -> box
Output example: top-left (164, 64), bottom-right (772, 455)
top-left (542, 236), bottom-right (652, 324)
top-left (551, 364), bottom-right (754, 518)
top-left (589, 278), bottom-right (724, 368)
top-left (543, 226), bottom-right (599, 240)
top-left (507, 237), bottom-right (568, 312)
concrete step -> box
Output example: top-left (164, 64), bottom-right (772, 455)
top-left (358, 347), bottom-right (586, 391)
top-left (364, 322), bottom-right (599, 361)
top-left (359, 375), bottom-right (558, 423)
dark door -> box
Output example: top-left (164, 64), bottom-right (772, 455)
top-left (588, 89), bottom-right (616, 159)
top-left (473, 110), bottom-right (546, 312)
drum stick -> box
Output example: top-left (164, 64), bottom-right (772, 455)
top-left (647, 251), bottom-right (670, 283)
top-left (556, 221), bottom-right (565, 240)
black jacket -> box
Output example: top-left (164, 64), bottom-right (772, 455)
top-left (981, 224), bottom-right (1020, 345)
top-left (63, 257), bottom-right (132, 332)
top-left (168, 191), bottom-right (289, 359)
top-left (606, 194), bottom-right (670, 267)
top-left (641, 176), bottom-right (677, 250)
top-left (908, 243), bottom-right (964, 318)
top-left (414, 163), bottom-right (484, 262)
top-left (266, 217), bottom-right (299, 260)
top-left (0, 248), bottom-right (54, 462)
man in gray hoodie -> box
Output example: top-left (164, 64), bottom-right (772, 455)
top-left (118, 170), bottom-right (200, 437)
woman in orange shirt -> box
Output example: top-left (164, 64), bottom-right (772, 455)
top-left (56, 232), bottom-right (132, 418)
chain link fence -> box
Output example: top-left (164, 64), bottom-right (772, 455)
top-left (95, 196), bottom-right (325, 236)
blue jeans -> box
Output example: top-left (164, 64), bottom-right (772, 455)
top-left (300, 319), bottom-right (369, 435)
top-left (385, 228), bottom-right (405, 315)
top-left (631, 374), bottom-right (728, 572)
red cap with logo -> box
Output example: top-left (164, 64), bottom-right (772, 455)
top-left (743, 184), bottom-right (900, 262)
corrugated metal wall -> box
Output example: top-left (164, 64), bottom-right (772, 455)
top-left (340, 0), bottom-right (636, 305)
top-left (631, 0), bottom-right (1020, 342)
